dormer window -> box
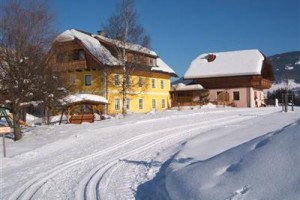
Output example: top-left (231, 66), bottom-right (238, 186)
top-left (74, 49), bottom-right (85, 60)
top-left (206, 54), bottom-right (216, 62)
top-left (78, 49), bottom-right (85, 60)
top-left (150, 58), bottom-right (156, 66)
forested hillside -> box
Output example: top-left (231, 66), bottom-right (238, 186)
top-left (268, 51), bottom-right (300, 83)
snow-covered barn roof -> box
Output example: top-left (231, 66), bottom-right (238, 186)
top-left (54, 29), bottom-right (120, 66)
top-left (184, 49), bottom-right (265, 79)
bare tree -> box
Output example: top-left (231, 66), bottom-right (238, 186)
top-left (102, 0), bottom-right (151, 115)
top-left (0, 0), bottom-right (65, 140)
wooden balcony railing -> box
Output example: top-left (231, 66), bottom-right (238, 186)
top-left (251, 78), bottom-right (272, 89)
top-left (52, 60), bottom-right (87, 72)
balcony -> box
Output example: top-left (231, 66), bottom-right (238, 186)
top-left (251, 77), bottom-right (272, 89)
top-left (52, 60), bottom-right (87, 72)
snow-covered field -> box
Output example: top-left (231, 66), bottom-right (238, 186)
top-left (1, 107), bottom-right (299, 200)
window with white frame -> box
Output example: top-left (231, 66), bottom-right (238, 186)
top-left (114, 74), bottom-right (120, 86)
top-left (138, 77), bottom-right (143, 87)
top-left (78, 49), bottom-right (85, 60)
top-left (114, 99), bottom-right (121, 110)
top-left (138, 99), bottom-right (144, 110)
top-left (150, 58), bottom-right (155, 66)
top-left (162, 99), bottom-right (166, 108)
top-left (84, 75), bottom-right (92, 86)
top-left (151, 79), bottom-right (156, 88)
top-left (160, 80), bottom-right (164, 89)
top-left (126, 75), bottom-right (131, 86)
top-left (152, 99), bottom-right (156, 109)
top-left (126, 99), bottom-right (131, 110)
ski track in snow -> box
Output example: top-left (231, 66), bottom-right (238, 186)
top-left (5, 108), bottom-right (278, 200)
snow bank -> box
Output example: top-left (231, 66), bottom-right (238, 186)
top-left (165, 113), bottom-right (300, 200)
top-left (2, 107), bottom-right (300, 199)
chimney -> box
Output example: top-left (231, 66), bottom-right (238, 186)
top-left (97, 30), bottom-right (106, 37)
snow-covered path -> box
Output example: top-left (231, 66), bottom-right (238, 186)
top-left (1, 107), bottom-right (298, 200)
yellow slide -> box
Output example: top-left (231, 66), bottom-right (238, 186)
top-left (8, 113), bottom-right (29, 127)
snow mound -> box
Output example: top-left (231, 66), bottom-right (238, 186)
top-left (165, 119), bottom-right (300, 200)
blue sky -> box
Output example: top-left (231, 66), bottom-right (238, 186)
top-left (50, 0), bottom-right (300, 77)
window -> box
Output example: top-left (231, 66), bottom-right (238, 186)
top-left (114, 74), bottom-right (120, 86)
top-left (143, 56), bottom-right (147, 64)
top-left (162, 99), bottom-right (166, 108)
top-left (150, 58), bottom-right (156, 66)
top-left (151, 79), bottom-right (156, 88)
top-left (71, 49), bottom-right (85, 61)
top-left (138, 77), bottom-right (143, 87)
top-left (78, 50), bottom-right (85, 60)
top-left (160, 80), bottom-right (164, 89)
top-left (134, 54), bottom-right (140, 63)
top-left (233, 91), bottom-right (240, 101)
top-left (126, 99), bottom-right (130, 110)
top-left (115, 99), bottom-right (121, 110)
top-left (84, 75), bottom-right (92, 86)
top-left (126, 75), bottom-right (131, 86)
top-left (139, 99), bottom-right (144, 110)
top-left (152, 99), bottom-right (156, 109)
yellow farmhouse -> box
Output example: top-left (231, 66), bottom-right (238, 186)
top-left (50, 29), bottom-right (177, 115)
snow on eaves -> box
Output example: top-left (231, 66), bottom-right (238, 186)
top-left (184, 49), bottom-right (265, 79)
top-left (171, 83), bottom-right (204, 91)
top-left (152, 58), bottom-right (177, 76)
top-left (62, 94), bottom-right (108, 105)
top-left (55, 29), bottom-right (120, 66)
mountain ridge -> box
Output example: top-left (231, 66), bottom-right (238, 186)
top-left (267, 51), bottom-right (300, 83)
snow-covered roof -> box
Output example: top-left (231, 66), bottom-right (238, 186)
top-left (55, 29), bottom-right (120, 66)
top-left (184, 49), bottom-right (265, 79)
top-left (152, 58), bottom-right (177, 76)
top-left (94, 35), bottom-right (157, 57)
top-left (63, 94), bottom-right (108, 105)
top-left (54, 29), bottom-right (177, 76)
top-left (171, 83), bottom-right (204, 91)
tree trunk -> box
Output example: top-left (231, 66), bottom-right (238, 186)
top-left (12, 110), bottom-right (22, 141)
top-left (45, 106), bottom-right (51, 125)
top-left (122, 65), bottom-right (127, 115)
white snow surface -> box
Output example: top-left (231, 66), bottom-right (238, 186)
top-left (1, 107), bottom-right (300, 200)
top-left (184, 49), bottom-right (265, 79)
top-left (55, 29), bottom-right (120, 66)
